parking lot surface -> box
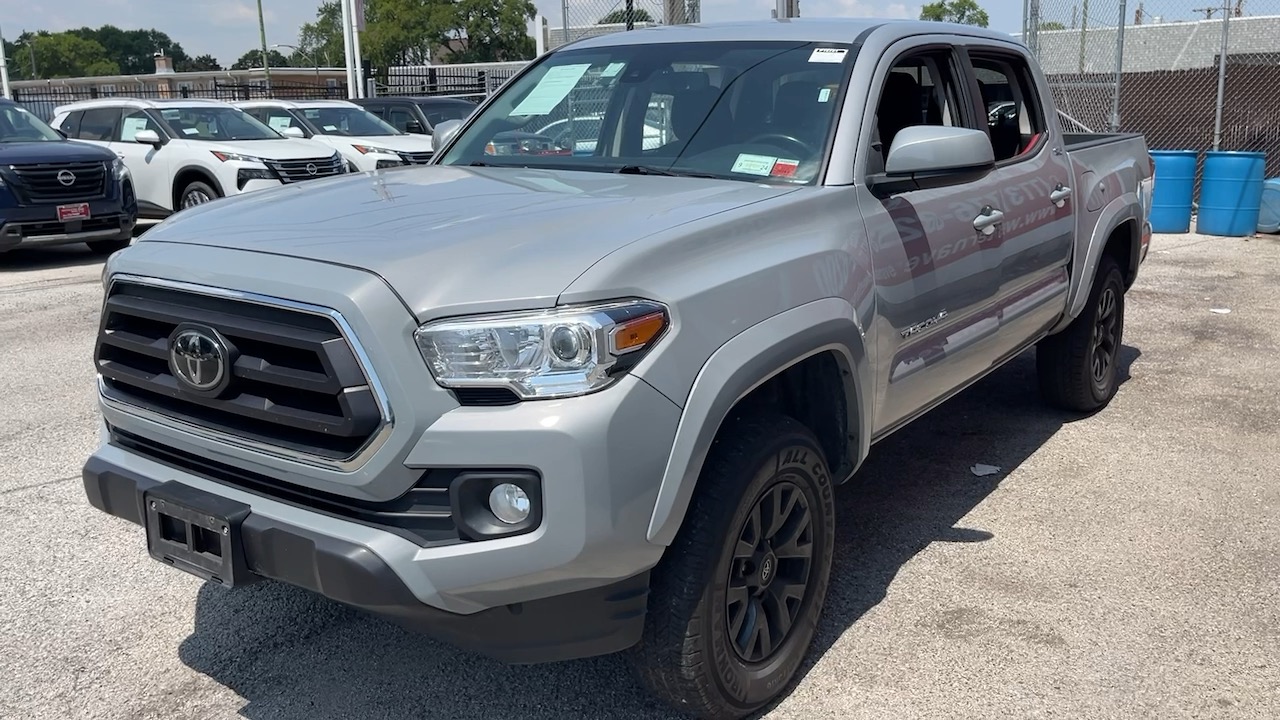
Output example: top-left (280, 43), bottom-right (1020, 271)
top-left (1, 234), bottom-right (1277, 719)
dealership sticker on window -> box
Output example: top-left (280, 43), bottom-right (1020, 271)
top-left (809, 47), bottom-right (848, 64)
top-left (511, 63), bottom-right (592, 116)
top-left (731, 153), bottom-right (779, 176)
top-left (771, 159), bottom-right (800, 178)
top-left (268, 116), bottom-right (293, 131)
top-left (601, 62), bottom-right (627, 78)
top-left (818, 88), bottom-right (832, 103)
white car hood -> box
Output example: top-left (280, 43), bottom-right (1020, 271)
top-left (320, 134), bottom-right (435, 154)
top-left (197, 137), bottom-right (338, 160)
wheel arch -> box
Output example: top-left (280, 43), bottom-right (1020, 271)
top-left (1054, 194), bottom-right (1141, 335)
top-left (171, 165), bottom-right (224, 210)
top-left (645, 298), bottom-right (873, 546)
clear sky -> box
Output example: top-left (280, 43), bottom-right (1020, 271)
top-left (1, 0), bottom-right (1027, 68)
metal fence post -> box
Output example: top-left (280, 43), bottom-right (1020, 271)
top-left (1110, 0), bottom-right (1127, 131)
top-left (1211, 0), bottom-right (1230, 151)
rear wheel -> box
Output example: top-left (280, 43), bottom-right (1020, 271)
top-left (1037, 254), bottom-right (1126, 412)
top-left (629, 414), bottom-right (836, 720)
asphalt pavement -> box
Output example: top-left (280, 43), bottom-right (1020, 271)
top-left (1, 233), bottom-right (1277, 719)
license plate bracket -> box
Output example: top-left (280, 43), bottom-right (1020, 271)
top-left (57, 203), bottom-right (91, 222)
top-left (143, 481), bottom-right (256, 587)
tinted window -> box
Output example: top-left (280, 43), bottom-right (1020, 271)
top-left (78, 108), bottom-right (120, 141)
top-left (386, 107), bottom-right (417, 133)
top-left (421, 105), bottom-right (471, 127)
top-left (297, 106), bottom-right (400, 136)
top-left (439, 41), bottom-right (857, 185)
top-left (971, 53), bottom-right (1046, 162)
top-left (58, 111), bottom-right (83, 138)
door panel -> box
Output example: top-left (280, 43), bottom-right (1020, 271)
top-left (111, 110), bottom-right (172, 212)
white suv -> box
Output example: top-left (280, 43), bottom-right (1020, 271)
top-left (50, 98), bottom-right (345, 218)
top-left (234, 99), bottom-right (437, 172)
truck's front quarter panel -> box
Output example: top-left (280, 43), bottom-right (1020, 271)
top-left (87, 240), bottom-right (680, 661)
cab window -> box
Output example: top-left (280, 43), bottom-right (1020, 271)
top-left (970, 53), bottom-right (1046, 162)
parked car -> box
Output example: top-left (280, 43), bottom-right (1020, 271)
top-left (0, 98), bottom-right (136, 254)
top-left (354, 95), bottom-right (478, 137)
top-left (235, 99), bottom-right (437, 171)
top-left (85, 19), bottom-right (1152, 720)
top-left (535, 114), bottom-right (667, 154)
top-left (50, 99), bottom-right (345, 218)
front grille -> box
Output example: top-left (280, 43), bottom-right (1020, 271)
top-left (95, 281), bottom-right (383, 461)
top-left (264, 155), bottom-right (345, 183)
top-left (397, 151), bottom-right (433, 165)
top-left (13, 216), bottom-right (122, 238)
top-left (7, 161), bottom-right (108, 202)
top-left (111, 429), bottom-right (461, 546)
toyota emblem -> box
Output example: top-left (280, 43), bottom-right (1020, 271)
top-left (168, 324), bottom-right (233, 395)
top-left (305, 163), bottom-right (318, 175)
top-left (57, 170), bottom-right (77, 186)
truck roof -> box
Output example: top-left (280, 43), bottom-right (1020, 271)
top-left (567, 18), bottom-right (1015, 49)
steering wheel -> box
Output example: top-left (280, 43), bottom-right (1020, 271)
top-left (745, 132), bottom-right (814, 160)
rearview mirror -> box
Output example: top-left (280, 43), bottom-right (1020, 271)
top-left (133, 129), bottom-right (162, 147)
top-left (280, 126), bottom-right (306, 138)
top-left (431, 119), bottom-right (463, 152)
top-left (884, 126), bottom-right (994, 176)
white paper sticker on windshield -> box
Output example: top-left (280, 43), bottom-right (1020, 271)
top-left (818, 88), bottom-right (832, 103)
top-left (268, 116), bottom-right (293, 131)
top-left (601, 62), bottom-right (626, 78)
top-left (182, 127), bottom-right (199, 135)
top-left (809, 47), bottom-right (848, 64)
top-left (732, 153), bottom-right (778, 176)
top-left (511, 63), bottom-right (592, 116)
top-left (323, 125), bottom-right (339, 132)
top-left (121, 116), bottom-right (150, 138)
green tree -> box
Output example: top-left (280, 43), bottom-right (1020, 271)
top-left (1039, 21), bottom-right (1066, 30)
top-left (6, 31), bottom-right (120, 79)
top-left (598, 8), bottom-right (654, 24)
top-left (297, 1), bottom-right (344, 67)
top-left (448, 0), bottom-right (537, 62)
top-left (184, 54), bottom-right (223, 71)
top-left (919, 0), bottom-right (990, 27)
top-left (230, 48), bottom-right (293, 70)
top-left (363, 0), bottom-right (455, 67)
top-left (67, 26), bottom-right (194, 74)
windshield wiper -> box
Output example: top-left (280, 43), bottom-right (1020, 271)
top-left (617, 165), bottom-right (724, 180)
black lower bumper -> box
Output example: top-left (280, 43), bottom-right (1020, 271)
top-left (83, 454), bottom-right (650, 664)
top-left (0, 212), bottom-right (135, 251)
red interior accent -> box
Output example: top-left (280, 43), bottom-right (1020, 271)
top-left (1019, 133), bottom-right (1042, 156)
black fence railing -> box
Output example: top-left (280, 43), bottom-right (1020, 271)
top-left (13, 81), bottom-right (348, 121)
top-left (378, 63), bottom-right (526, 101)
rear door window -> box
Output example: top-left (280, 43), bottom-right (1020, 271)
top-left (77, 107), bottom-right (120, 141)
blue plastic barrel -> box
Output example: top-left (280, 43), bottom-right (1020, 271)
top-left (1257, 178), bottom-right (1280, 234)
top-left (1196, 151), bottom-right (1267, 236)
top-left (1150, 150), bottom-right (1198, 233)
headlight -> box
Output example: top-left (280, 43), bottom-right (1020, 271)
top-left (414, 300), bottom-right (669, 400)
top-left (351, 144), bottom-right (399, 156)
top-left (210, 150), bottom-right (267, 164)
top-left (110, 158), bottom-right (127, 181)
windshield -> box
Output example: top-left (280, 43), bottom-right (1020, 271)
top-left (298, 106), bottom-right (402, 137)
top-left (420, 104), bottom-right (473, 127)
top-left (438, 40), bottom-right (855, 184)
top-left (157, 106), bottom-right (281, 141)
top-left (0, 105), bottom-right (63, 142)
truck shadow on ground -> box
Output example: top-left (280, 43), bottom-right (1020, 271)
top-left (178, 345), bottom-right (1141, 720)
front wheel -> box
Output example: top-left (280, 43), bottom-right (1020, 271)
top-left (178, 180), bottom-right (218, 211)
top-left (1037, 255), bottom-right (1127, 412)
top-left (629, 414), bottom-right (836, 720)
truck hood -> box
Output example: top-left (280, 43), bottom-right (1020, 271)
top-left (0, 139), bottom-right (115, 164)
top-left (139, 165), bottom-right (798, 319)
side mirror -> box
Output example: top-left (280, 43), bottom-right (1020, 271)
top-left (133, 129), bottom-right (163, 147)
top-left (431, 119), bottom-right (463, 152)
top-left (883, 126), bottom-right (994, 177)
top-left (280, 126), bottom-right (306, 138)
top-left (405, 120), bottom-right (425, 134)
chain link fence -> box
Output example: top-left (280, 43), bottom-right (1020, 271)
top-left (544, 0), bottom-right (701, 50)
top-left (1024, 0), bottom-right (1280, 178)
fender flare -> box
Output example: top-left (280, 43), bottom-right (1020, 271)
top-left (645, 297), bottom-right (873, 546)
top-left (1053, 192), bottom-right (1140, 334)
top-left (171, 165), bottom-right (225, 208)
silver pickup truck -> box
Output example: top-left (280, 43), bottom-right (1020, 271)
top-left (84, 18), bottom-right (1152, 720)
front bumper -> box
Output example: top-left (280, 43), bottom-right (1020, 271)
top-left (83, 450), bottom-right (650, 664)
top-left (0, 200), bottom-right (135, 251)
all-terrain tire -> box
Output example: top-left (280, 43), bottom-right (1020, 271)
top-left (628, 413), bottom-right (836, 720)
top-left (1037, 254), bottom-right (1126, 412)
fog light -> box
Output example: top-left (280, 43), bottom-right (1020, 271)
top-left (488, 483), bottom-right (530, 524)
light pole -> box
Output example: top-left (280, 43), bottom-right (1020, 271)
top-left (273, 43), bottom-right (320, 79)
top-left (256, 0), bottom-right (272, 94)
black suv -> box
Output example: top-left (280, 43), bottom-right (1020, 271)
top-left (353, 96), bottom-right (477, 136)
top-left (0, 99), bottom-right (137, 255)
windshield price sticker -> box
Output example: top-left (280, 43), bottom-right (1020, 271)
top-left (511, 63), bottom-right (593, 116)
top-left (732, 154), bottom-right (779, 176)
top-left (809, 47), bottom-right (848, 64)
top-left (601, 62), bottom-right (627, 78)
top-left (771, 159), bottom-right (800, 178)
